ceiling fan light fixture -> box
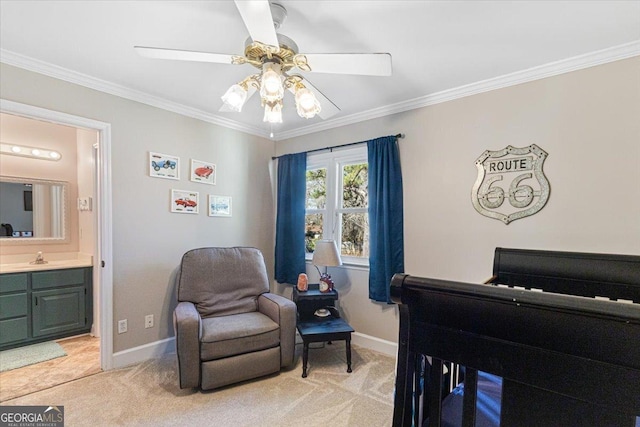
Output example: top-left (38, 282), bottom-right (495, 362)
top-left (135, 0), bottom-right (393, 128)
top-left (295, 86), bottom-right (321, 119)
top-left (221, 84), bottom-right (248, 112)
top-left (263, 100), bottom-right (283, 123)
top-left (260, 62), bottom-right (284, 103)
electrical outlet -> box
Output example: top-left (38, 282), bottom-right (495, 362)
top-left (145, 314), bottom-right (154, 329)
top-left (118, 319), bottom-right (128, 334)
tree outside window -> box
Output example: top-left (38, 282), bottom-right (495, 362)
top-left (305, 168), bottom-right (326, 253)
top-left (305, 147), bottom-right (368, 264)
top-left (340, 163), bottom-right (368, 257)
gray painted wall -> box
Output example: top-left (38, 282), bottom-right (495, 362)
top-left (2, 56), bottom-right (638, 353)
top-left (276, 56), bottom-right (640, 343)
top-left (0, 63), bottom-right (276, 353)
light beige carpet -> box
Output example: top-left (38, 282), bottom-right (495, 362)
top-left (3, 342), bottom-right (396, 426)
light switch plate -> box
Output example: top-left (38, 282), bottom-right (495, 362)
top-left (77, 196), bottom-right (92, 211)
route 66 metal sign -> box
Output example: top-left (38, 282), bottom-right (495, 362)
top-left (472, 145), bottom-right (550, 224)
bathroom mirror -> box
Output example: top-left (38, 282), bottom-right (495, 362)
top-left (0, 176), bottom-right (68, 244)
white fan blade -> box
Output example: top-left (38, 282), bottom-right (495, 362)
top-left (234, 0), bottom-right (279, 48)
top-left (295, 53), bottom-right (392, 76)
top-left (219, 85), bottom-right (257, 113)
top-left (286, 76), bottom-right (340, 120)
top-left (135, 46), bottom-right (235, 64)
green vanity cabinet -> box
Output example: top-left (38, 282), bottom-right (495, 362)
top-left (0, 273), bottom-right (29, 346)
top-left (32, 286), bottom-right (87, 338)
top-left (0, 267), bottom-right (92, 350)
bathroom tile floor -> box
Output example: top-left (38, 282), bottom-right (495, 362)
top-left (0, 335), bottom-right (101, 402)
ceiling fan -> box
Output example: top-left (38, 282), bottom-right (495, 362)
top-left (134, 0), bottom-right (392, 124)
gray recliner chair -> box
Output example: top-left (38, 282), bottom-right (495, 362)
top-left (173, 247), bottom-right (297, 390)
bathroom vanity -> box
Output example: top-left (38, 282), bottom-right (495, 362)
top-left (0, 170), bottom-right (95, 349)
top-left (0, 265), bottom-right (92, 350)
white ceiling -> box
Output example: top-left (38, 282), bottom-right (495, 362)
top-left (1, 1), bottom-right (639, 140)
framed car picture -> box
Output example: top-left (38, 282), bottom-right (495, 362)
top-left (190, 159), bottom-right (216, 185)
top-left (208, 195), bottom-right (232, 217)
top-left (149, 152), bottom-right (180, 180)
top-left (171, 189), bottom-right (199, 214)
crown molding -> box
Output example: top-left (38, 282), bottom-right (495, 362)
top-left (0, 49), bottom-right (270, 139)
top-left (2, 40), bottom-right (639, 142)
top-left (275, 40), bottom-right (640, 141)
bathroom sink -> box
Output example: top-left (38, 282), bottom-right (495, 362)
top-left (0, 258), bottom-right (92, 274)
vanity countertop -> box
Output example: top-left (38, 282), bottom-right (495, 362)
top-left (0, 253), bottom-right (93, 274)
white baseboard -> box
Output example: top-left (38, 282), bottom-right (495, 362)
top-left (111, 337), bottom-right (175, 369)
top-left (352, 332), bottom-right (398, 357)
top-left (110, 332), bottom-right (397, 369)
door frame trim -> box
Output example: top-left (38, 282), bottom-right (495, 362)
top-left (1, 98), bottom-right (114, 370)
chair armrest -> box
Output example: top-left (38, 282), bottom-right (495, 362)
top-left (258, 293), bottom-right (297, 368)
top-left (173, 301), bottom-right (201, 389)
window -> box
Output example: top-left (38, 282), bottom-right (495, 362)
top-left (305, 147), bottom-right (369, 265)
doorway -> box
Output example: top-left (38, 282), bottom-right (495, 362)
top-left (0, 99), bottom-right (114, 374)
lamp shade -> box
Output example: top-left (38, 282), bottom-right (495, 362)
top-left (263, 100), bottom-right (283, 123)
top-left (295, 87), bottom-right (321, 119)
top-left (312, 240), bottom-right (342, 267)
top-left (221, 84), bottom-right (248, 112)
top-left (260, 62), bottom-right (284, 103)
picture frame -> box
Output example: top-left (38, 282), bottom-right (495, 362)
top-left (149, 152), bottom-right (180, 180)
top-left (171, 189), bottom-right (199, 214)
top-left (190, 159), bottom-right (216, 185)
top-left (208, 195), bottom-right (232, 217)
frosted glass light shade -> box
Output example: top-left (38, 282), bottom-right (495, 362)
top-left (295, 87), bottom-right (321, 119)
top-left (221, 84), bottom-right (248, 112)
top-left (263, 101), bottom-right (283, 123)
top-left (260, 62), bottom-right (284, 103)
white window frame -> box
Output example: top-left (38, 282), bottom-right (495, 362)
top-left (306, 146), bottom-right (369, 266)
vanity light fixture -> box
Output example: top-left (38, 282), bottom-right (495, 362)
top-left (0, 143), bottom-right (62, 161)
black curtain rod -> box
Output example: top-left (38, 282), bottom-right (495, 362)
top-left (271, 133), bottom-right (404, 160)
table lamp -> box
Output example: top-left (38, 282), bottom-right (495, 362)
top-left (312, 239), bottom-right (342, 292)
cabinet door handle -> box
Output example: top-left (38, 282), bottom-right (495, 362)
top-left (35, 297), bottom-right (38, 306)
